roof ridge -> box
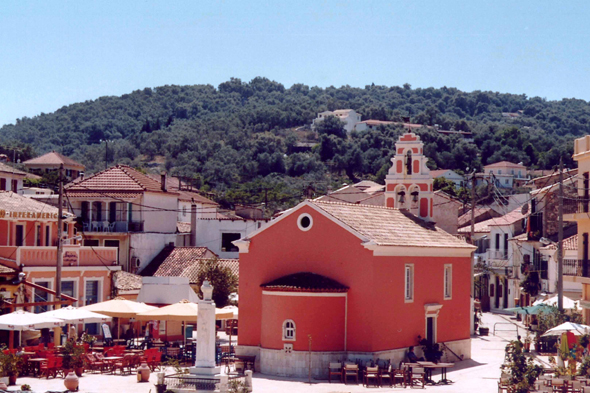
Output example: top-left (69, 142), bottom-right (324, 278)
top-left (118, 165), bottom-right (148, 191)
top-left (311, 199), bottom-right (399, 211)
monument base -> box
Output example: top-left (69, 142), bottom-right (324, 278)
top-left (189, 366), bottom-right (221, 376)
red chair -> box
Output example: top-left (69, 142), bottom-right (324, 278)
top-left (47, 343), bottom-right (55, 350)
top-left (40, 357), bottom-right (57, 379)
top-left (82, 343), bottom-right (89, 353)
top-left (112, 355), bottom-right (133, 375)
top-left (85, 354), bottom-right (105, 374)
top-left (54, 357), bottom-right (64, 378)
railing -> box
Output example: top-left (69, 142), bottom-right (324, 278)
top-left (563, 259), bottom-right (590, 278)
top-left (564, 197), bottom-right (590, 215)
top-left (487, 249), bottom-right (508, 261)
top-left (163, 374), bottom-right (246, 392)
top-left (164, 374), bottom-right (219, 391)
top-left (2, 245), bottom-right (117, 267)
top-left (79, 220), bottom-right (144, 233)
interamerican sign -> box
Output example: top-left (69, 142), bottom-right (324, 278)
top-left (0, 210), bottom-right (58, 220)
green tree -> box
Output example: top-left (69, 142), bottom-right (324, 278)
top-left (195, 258), bottom-right (238, 308)
top-left (314, 115), bottom-right (347, 138)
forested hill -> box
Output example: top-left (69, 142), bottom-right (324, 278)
top-left (0, 77), bottom-right (587, 209)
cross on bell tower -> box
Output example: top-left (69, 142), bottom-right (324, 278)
top-left (384, 133), bottom-right (434, 221)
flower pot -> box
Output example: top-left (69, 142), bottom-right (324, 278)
top-left (8, 374), bottom-right (17, 386)
top-left (64, 371), bottom-right (79, 391)
top-left (137, 362), bottom-right (150, 382)
top-left (75, 367), bottom-right (84, 377)
top-left (479, 327), bottom-right (489, 336)
top-left (156, 384), bottom-right (167, 393)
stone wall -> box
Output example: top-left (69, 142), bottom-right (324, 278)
top-left (236, 338), bottom-right (471, 379)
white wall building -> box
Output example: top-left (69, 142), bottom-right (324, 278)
top-left (430, 169), bottom-right (465, 188)
top-left (312, 109), bottom-right (361, 133)
top-left (0, 162), bottom-right (25, 194)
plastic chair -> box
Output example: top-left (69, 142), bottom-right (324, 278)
top-left (410, 366), bottom-right (425, 388)
top-left (40, 357), bottom-right (57, 379)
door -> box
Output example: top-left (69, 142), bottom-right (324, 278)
top-left (426, 317), bottom-right (435, 345)
top-left (109, 202), bottom-right (117, 223)
top-left (495, 276), bottom-right (500, 309)
top-left (15, 225), bottom-right (24, 246)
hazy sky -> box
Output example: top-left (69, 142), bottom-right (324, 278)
top-left (1, 1), bottom-right (589, 127)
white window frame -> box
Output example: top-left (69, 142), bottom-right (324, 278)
top-left (61, 278), bottom-right (78, 306)
top-left (297, 213), bottom-right (313, 232)
top-left (282, 319), bottom-right (296, 341)
top-left (405, 264), bottom-right (414, 303)
top-left (32, 277), bottom-right (54, 312)
top-left (444, 264), bottom-right (452, 300)
top-left (83, 277), bottom-right (104, 306)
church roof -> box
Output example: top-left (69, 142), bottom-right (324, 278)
top-left (261, 272), bottom-right (348, 293)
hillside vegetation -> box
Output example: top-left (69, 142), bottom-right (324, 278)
top-left (0, 77), bottom-right (586, 210)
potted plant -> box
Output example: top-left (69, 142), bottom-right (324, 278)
top-left (0, 350), bottom-right (24, 386)
top-left (524, 332), bottom-right (532, 352)
top-left (61, 339), bottom-right (85, 376)
top-left (500, 340), bottom-right (543, 393)
top-left (80, 332), bottom-right (96, 348)
top-left (20, 383), bottom-right (32, 391)
top-left (479, 322), bottom-right (489, 336)
top-left (417, 337), bottom-right (444, 363)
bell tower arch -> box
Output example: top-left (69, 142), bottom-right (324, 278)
top-left (384, 133), bottom-right (434, 221)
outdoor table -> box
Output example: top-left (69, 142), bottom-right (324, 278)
top-left (234, 355), bottom-right (256, 371)
top-left (103, 356), bottom-right (123, 373)
top-left (416, 361), bottom-right (437, 385)
top-left (435, 362), bottom-right (454, 384)
top-left (27, 358), bottom-right (46, 377)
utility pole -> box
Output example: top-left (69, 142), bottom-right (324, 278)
top-left (470, 171), bottom-right (476, 335)
top-left (105, 140), bottom-right (108, 170)
top-left (557, 157), bottom-right (564, 312)
top-left (56, 164), bottom-right (64, 306)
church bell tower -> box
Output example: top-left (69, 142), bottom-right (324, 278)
top-left (384, 133), bottom-right (434, 221)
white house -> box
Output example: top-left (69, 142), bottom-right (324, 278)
top-left (430, 169), bottom-right (465, 188)
top-left (0, 161), bottom-right (26, 194)
top-left (65, 165), bottom-right (179, 273)
top-left (312, 109), bottom-right (361, 133)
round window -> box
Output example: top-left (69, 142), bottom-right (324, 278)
top-left (297, 213), bottom-right (313, 231)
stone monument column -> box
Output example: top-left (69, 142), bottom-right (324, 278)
top-left (190, 280), bottom-right (221, 376)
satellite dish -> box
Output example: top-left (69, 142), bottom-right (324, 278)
top-left (521, 204), bottom-right (529, 215)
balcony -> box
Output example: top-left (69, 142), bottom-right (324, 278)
top-left (78, 220), bottom-right (144, 233)
top-left (487, 249), bottom-right (508, 260)
top-left (563, 259), bottom-right (590, 278)
top-left (564, 197), bottom-right (590, 216)
top-left (0, 245), bottom-right (118, 267)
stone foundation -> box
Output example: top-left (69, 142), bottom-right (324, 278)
top-left (236, 338), bottom-right (471, 379)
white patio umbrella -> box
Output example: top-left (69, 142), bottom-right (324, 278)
top-left (0, 310), bottom-right (65, 346)
top-left (80, 298), bottom-right (156, 318)
top-left (541, 322), bottom-right (590, 337)
top-left (533, 295), bottom-right (582, 311)
top-left (81, 298), bottom-right (157, 339)
top-left (219, 305), bottom-right (238, 320)
top-left (41, 306), bottom-right (112, 324)
top-left (135, 300), bottom-right (233, 346)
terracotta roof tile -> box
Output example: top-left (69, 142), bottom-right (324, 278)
top-left (65, 191), bottom-right (141, 199)
top-left (0, 191), bottom-right (73, 219)
top-left (310, 200), bottom-right (474, 248)
top-left (458, 207), bottom-right (499, 227)
top-left (65, 165), bottom-right (176, 194)
top-left (483, 161), bottom-right (526, 169)
top-left (23, 151), bottom-right (85, 169)
top-left (261, 272), bottom-right (348, 293)
top-left (154, 248), bottom-right (238, 283)
top-left (113, 271), bottom-right (143, 291)
top-left (145, 174), bottom-right (218, 205)
top-left (457, 218), bottom-right (492, 234)
top-left (0, 162), bottom-right (27, 176)
top-left (487, 207), bottom-right (528, 226)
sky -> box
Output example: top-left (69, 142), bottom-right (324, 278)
top-left (1, 1), bottom-right (590, 127)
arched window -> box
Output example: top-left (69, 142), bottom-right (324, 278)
top-left (282, 319), bottom-right (296, 341)
top-left (405, 151), bottom-right (412, 175)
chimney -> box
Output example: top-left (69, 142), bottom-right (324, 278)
top-left (190, 203), bottom-right (197, 247)
top-left (161, 173), bottom-right (167, 192)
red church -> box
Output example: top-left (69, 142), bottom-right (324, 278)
top-left (235, 133), bottom-right (476, 378)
